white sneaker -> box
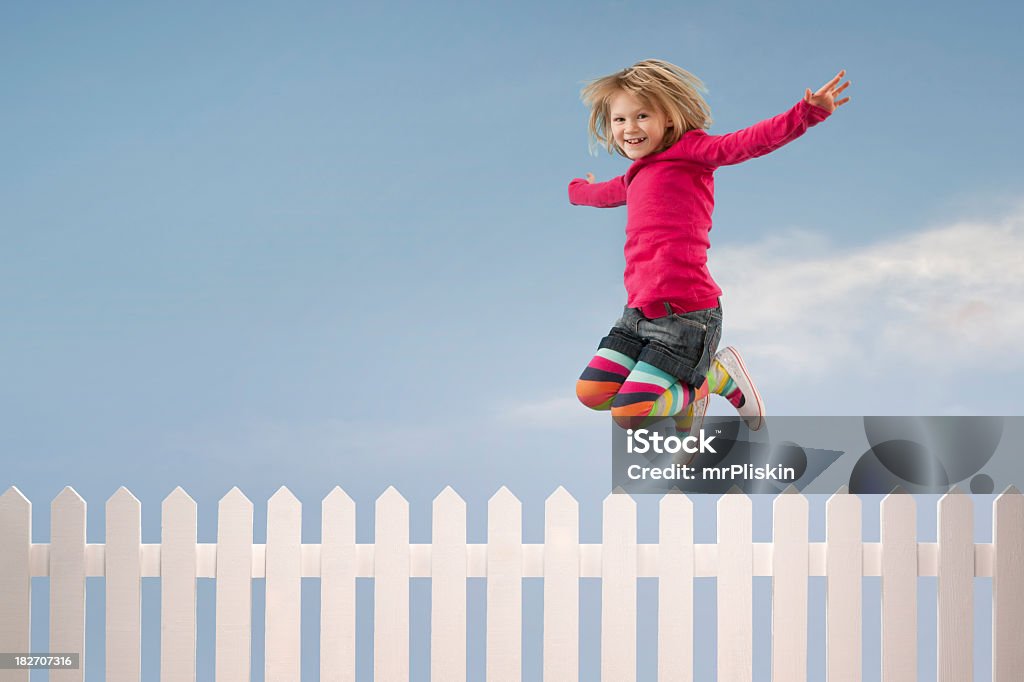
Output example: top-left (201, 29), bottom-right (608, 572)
top-left (713, 346), bottom-right (765, 431)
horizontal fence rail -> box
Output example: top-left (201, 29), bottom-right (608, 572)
top-left (1, 484), bottom-right (1023, 681)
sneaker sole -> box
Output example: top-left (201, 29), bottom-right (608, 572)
top-left (715, 347), bottom-right (765, 431)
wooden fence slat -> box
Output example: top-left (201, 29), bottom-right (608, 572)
top-left (826, 486), bottom-right (861, 682)
top-left (717, 489), bottom-right (752, 682)
top-left (321, 487), bottom-right (356, 682)
top-left (487, 487), bottom-right (522, 681)
top-left (265, 487), bottom-right (302, 681)
top-left (880, 488), bottom-right (916, 681)
top-left (771, 486), bottom-right (808, 682)
top-left (657, 491), bottom-right (693, 682)
top-left (0, 487), bottom-right (31, 682)
top-left (543, 487), bottom-right (578, 682)
top-left (50, 487), bottom-right (86, 682)
top-left (993, 486), bottom-right (1024, 682)
top-left (161, 487), bottom-right (197, 682)
top-left (602, 491), bottom-right (637, 682)
top-left (105, 488), bottom-right (141, 682)
top-left (432, 487), bottom-right (467, 682)
top-left (215, 487), bottom-right (254, 682)
top-left (375, 487), bottom-right (410, 681)
top-left (937, 487), bottom-right (973, 682)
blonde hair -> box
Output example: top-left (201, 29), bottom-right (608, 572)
top-left (581, 59), bottom-right (712, 158)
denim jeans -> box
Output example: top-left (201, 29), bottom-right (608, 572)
top-left (598, 303), bottom-right (723, 388)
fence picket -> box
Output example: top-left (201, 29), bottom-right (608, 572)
top-left (601, 491), bottom-right (637, 681)
top-left (265, 487), bottom-right (302, 681)
top-left (880, 488), bottom-right (916, 681)
top-left (993, 486), bottom-right (1024, 681)
top-left (432, 487), bottom-right (467, 682)
top-left (718, 489), bottom-right (752, 682)
top-left (487, 487), bottom-right (522, 681)
top-left (375, 487), bottom-right (410, 681)
top-left (826, 486), bottom-right (861, 682)
top-left (105, 488), bottom-right (141, 682)
top-left (937, 487), bottom-right (973, 681)
top-left (0, 487), bottom-right (31, 682)
top-left (657, 491), bottom-right (693, 682)
top-left (51, 487), bottom-right (86, 682)
top-left (161, 487), bottom-right (197, 682)
top-left (215, 488), bottom-right (254, 682)
top-left (543, 487), bottom-right (578, 682)
top-left (771, 486), bottom-right (808, 682)
top-left (321, 487), bottom-right (356, 682)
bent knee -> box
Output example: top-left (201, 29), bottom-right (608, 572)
top-left (576, 379), bottom-right (616, 411)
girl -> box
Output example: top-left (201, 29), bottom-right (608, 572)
top-left (571, 59), bottom-right (850, 431)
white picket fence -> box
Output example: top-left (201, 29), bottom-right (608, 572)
top-left (1, 484), bottom-right (1023, 681)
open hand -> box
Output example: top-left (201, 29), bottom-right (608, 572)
top-left (804, 70), bottom-right (851, 113)
top-left (585, 173), bottom-right (595, 183)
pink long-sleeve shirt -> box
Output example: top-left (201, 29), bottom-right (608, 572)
top-left (569, 99), bottom-right (831, 315)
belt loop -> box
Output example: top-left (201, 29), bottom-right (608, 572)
top-left (663, 302), bottom-right (673, 316)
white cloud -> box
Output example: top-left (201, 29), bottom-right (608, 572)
top-left (710, 210), bottom-right (1024, 379)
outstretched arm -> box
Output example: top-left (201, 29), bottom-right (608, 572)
top-left (685, 70), bottom-right (851, 168)
top-left (568, 173), bottom-right (627, 208)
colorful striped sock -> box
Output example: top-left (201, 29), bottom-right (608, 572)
top-left (610, 361), bottom-right (697, 428)
top-left (707, 357), bottom-right (745, 408)
top-left (576, 348), bottom-right (637, 410)
top-left (671, 379), bottom-right (710, 432)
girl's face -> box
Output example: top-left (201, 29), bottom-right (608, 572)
top-left (608, 90), bottom-right (672, 160)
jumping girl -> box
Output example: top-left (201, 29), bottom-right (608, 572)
top-left (571, 59), bottom-right (850, 431)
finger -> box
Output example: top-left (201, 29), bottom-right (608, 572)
top-left (835, 96), bottom-right (851, 107)
top-left (816, 70), bottom-right (845, 95)
top-left (832, 81), bottom-right (851, 95)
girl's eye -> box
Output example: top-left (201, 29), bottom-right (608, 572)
top-left (637, 113), bottom-right (648, 119)
top-left (613, 117), bottom-right (624, 123)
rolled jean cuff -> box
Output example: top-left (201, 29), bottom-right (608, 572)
top-left (638, 342), bottom-right (707, 388)
top-left (598, 328), bottom-right (644, 359)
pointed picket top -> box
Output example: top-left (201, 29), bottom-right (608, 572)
top-left (489, 485), bottom-right (518, 504)
top-left (269, 485), bottom-right (300, 509)
top-left (53, 485), bottom-right (85, 506)
top-left (888, 485), bottom-right (908, 495)
top-left (378, 485), bottom-right (408, 506)
top-left (107, 486), bottom-right (140, 505)
top-left (774, 485), bottom-right (807, 516)
top-left (659, 487), bottom-right (692, 512)
top-left (545, 487), bottom-right (578, 529)
top-left (944, 485), bottom-right (965, 495)
top-left (0, 486), bottom-right (31, 523)
top-left (434, 486), bottom-right (465, 506)
top-left (323, 485), bottom-right (353, 505)
top-left (1, 485), bottom-right (29, 505)
top-left (994, 485), bottom-right (1024, 514)
top-left (834, 484), bottom-right (850, 494)
top-left (106, 486), bottom-right (140, 516)
top-left (546, 486), bottom-right (576, 505)
top-left (726, 484), bottom-right (745, 495)
top-left (219, 486), bottom-right (252, 507)
top-left (376, 486), bottom-right (409, 539)
top-left (163, 486), bottom-right (196, 507)
top-left (322, 486), bottom-right (354, 518)
top-left (610, 485), bottom-right (627, 495)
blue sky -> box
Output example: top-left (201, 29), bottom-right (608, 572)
top-left (2, 0), bottom-right (1022, 678)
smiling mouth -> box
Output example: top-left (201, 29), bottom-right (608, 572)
top-left (625, 137), bottom-right (647, 146)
